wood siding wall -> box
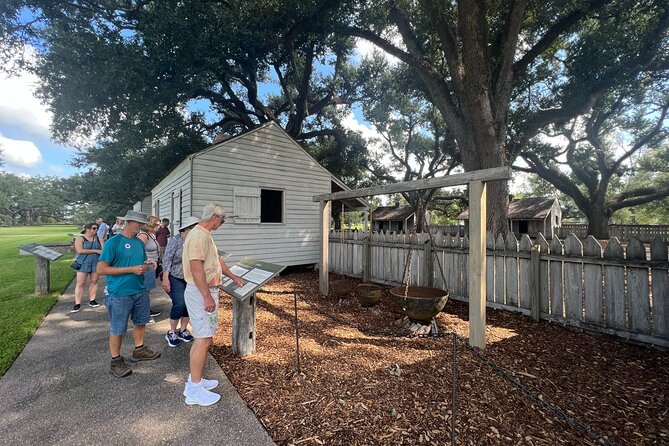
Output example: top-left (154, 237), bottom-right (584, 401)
top-left (151, 158), bottom-right (191, 234)
top-left (329, 230), bottom-right (669, 348)
top-left (152, 122), bottom-right (333, 267)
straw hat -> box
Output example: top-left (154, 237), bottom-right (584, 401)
top-left (179, 216), bottom-right (201, 231)
top-left (116, 210), bottom-right (150, 224)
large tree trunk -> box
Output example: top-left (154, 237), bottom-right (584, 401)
top-left (587, 204), bottom-right (611, 239)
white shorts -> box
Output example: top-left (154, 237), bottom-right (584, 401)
top-left (184, 284), bottom-right (219, 338)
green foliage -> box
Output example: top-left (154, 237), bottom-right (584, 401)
top-left (0, 173), bottom-right (73, 225)
top-left (0, 225), bottom-right (76, 375)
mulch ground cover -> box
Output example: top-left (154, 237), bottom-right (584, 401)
top-left (211, 270), bottom-right (669, 446)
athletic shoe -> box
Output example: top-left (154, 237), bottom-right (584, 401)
top-left (177, 329), bottom-right (194, 343)
top-left (184, 383), bottom-right (221, 406)
top-left (110, 356), bottom-right (132, 378)
top-left (130, 345), bottom-right (161, 362)
top-left (70, 304), bottom-right (81, 313)
top-left (183, 377), bottom-right (219, 396)
top-left (150, 308), bottom-right (161, 317)
top-left (165, 331), bottom-right (180, 348)
top-left (88, 299), bottom-right (100, 307)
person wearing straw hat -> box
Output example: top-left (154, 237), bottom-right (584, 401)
top-left (182, 203), bottom-right (244, 406)
top-left (97, 210), bottom-right (161, 378)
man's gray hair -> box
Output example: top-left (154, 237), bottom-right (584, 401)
top-left (201, 202), bottom-right (226, 221)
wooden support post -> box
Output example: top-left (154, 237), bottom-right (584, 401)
top-left (530, 246), bottom-right (541, 322)
top-left (424, 239), bottom-right (434, 288)
top-left (232, 293), bottom-right (256, 356)
top-left (35, 257), bottom-right (50, 295)
top-left (468, 180), bottom-right (487, 349)
top-left (319, 200), bottom-right (330, 295)
top-left (362, 234), bottom-right (371, 283)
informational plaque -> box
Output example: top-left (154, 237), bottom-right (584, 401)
top-left (19, 243), bottom-right (63, 261)
top-left (219, 256), bottom-right (285, 301)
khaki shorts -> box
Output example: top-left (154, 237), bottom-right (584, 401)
top-left (184, 284), bottom-right (219, 338)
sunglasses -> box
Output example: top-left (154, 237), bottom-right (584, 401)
top-left (90, 226), bottom-right (98, 230)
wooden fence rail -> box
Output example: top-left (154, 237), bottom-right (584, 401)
top-left (329, 230), bottom-right (669, 348)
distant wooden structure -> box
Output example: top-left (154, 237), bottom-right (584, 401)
top-left (371, 204), bottom-right (426, 233)
top-left (314, 167), bottom-right (512, 349)
top-left (458, 196), bottom-right (562, 239)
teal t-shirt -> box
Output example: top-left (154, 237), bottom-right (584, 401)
top-left (99, 234), bottom-right (147, 297)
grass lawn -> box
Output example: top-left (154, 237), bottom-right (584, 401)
top-left (0, 225), bottom-right (77, 376)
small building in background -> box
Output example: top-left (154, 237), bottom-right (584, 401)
top-left (371, 204), bottom-right (429, 233)
top-left (457, 196), bottom-right (562, 238)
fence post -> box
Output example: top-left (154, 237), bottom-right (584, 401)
top-left (424, 239), bottom-right (433, 288)
top-left (530, 245), bottom-right (540, 322)
top-left (362, 234), bottom-right (371, 282)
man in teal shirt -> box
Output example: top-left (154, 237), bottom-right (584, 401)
top-left (98, 210), bottom-right (161, 378)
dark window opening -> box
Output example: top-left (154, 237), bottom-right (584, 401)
top-left (518, 220), bottom-right (529, 233)
top-left (261, 189), bottom-right (283, 223)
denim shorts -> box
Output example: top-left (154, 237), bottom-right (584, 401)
top-left (105, 292), bottom-right (150, 335)
top-left (184, 284), bottom-right (219, 338)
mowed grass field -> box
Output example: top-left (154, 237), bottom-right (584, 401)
top-left (0, 225), bottom-right (77, 376)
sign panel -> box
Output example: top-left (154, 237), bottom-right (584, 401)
top-left (19, 243), bottom-right (63, 261)
top-left (219, 256), bottom-right (285, 301)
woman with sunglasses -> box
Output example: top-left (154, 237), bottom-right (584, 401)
top-left (71, 222), bottom-right (103, 313)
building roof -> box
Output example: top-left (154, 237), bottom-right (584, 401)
top-left (372, 205), bottom-right (415, 221)
top-left (457, 197), bottom-right (558, 220)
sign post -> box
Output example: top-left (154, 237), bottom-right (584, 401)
top-left (19, 244), bottom-right (63, 295)
top-left (220, 257), bottom-right (285, 356)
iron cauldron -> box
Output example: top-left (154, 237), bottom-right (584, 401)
top-left (389, 286), bottom-right (449, 323)
top-left (331, 279), bottom-right (354, 297)
top-left (356, 283), bottom-right (383, 307)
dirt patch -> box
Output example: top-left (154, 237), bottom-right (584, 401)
top-left (211, 271), bottom-right (669, 446)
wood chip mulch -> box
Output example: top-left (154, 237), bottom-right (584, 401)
top-left (211, 270), bottom-right (669, 446)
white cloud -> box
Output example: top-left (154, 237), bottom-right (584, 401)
top-left (0, 134), bottom-right (43, 167)
top-left (0, 50), bottom-right (53, 138)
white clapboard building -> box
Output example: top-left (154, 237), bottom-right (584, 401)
top-left (141, 121), bottom-right (366, 267)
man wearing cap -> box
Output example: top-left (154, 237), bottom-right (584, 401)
top-left (97, 210), bottom-right (161, 378)
top-left (182, 202), bottom-right (244, 406)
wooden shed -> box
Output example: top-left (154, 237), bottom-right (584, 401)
top-left (148, 121), bottom-right (366, 267)
top-left (371, 204), bottom-right (429, 233)
top-left (457, 196), bottom-right (562, 238)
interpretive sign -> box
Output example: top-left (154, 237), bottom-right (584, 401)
top-left (19, 243), bottom-right (63, 261)
top-left (220, 256), bottom-right (285, 301)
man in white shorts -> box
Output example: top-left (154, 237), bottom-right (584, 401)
top-left (182, 202), bottom-right (244, 406)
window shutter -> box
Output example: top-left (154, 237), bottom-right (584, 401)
top-left (234, 186), bottom-right (261, 223)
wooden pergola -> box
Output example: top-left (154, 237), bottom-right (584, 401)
top-left (312, 167), bottom-right (512, 349)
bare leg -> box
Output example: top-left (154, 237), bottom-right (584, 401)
top-left (189, 337), bottom-right (212, 383)
top-left (132, 324), bottom-right (146, 348)
top-left (74, 272), bottom-right (87, 305)
top-left (179, 316), bottom-right (190, 331)
top-left (109, 335), bottom-right (122, 357)
top-left (169, 318), bottom-right (178, 333)
top-left (88, 272), bottom-right (99, 301)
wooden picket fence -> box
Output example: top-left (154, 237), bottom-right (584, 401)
top-left (558, 224), bottom-right (669, 243)
top-left (329, 230), bottom-right (669, 348)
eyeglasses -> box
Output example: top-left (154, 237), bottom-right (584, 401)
top-left (215, 214), bottom-right (225, 223)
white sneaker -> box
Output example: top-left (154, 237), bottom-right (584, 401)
top-left (183, 377), bottom-right (219, 396)
top-left (184, 383), bottom-right (220, 406)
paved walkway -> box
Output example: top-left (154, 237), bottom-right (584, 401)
top-left (0, 277), bottom-right (276, 446)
